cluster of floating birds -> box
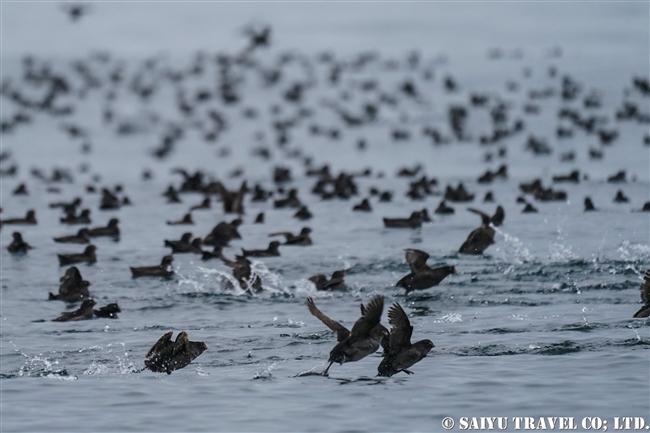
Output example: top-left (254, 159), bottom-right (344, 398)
top-left (2, 22), bottom-right (649, 375)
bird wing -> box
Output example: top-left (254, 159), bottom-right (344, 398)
top-left (387, 303), bottom-right (413, 351)
top-left (146, 331), bottom-right (174, 358)
top-left (404, 249), bottom-right (430, 273)
top-left (467, 208), bottom-right (491, 226)
top-left (172, 332), bottom-right (189, 356)
top-left (491, 205), bottom-right (505, 227)
top-left (640, 270), bottom-right (650, 305)
top-left (306, 297), bottom-right (349, 341)
top-left (350, 296), bottom-right (384, 338)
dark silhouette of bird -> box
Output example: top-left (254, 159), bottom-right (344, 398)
top-left (221, 254), bottom-right (261, 292)
top-left (7, 232), bottom-right (32, 253)
top-left (87, 218), bottom-right (120, 238)
top-left (306, 296), bottom-right (387, 375)
top-left (94, 303), bottom-right (121, 319)
top-left (130, 255), bottom-right (174, 278)
top-left (48, 266), bottom-right (91, 301)
top-left (242, 241), bottom-right (280, 257)
top-left (52, 299), bottom-right (97, 322)
top-left (396, 249), bottom-right (456, 293)
top-left (60, 209), bottom-right (91, 225)
top-left (164, 232), bottom-right (193, 250)
top-left (144, 331), bottom-right (207, 374)
top-left (377, 303), bottom-right (434, 377)
top-left (167, 213), bottom-right (194, 225)
top-left (53, 228), bottom-right (90, 244)
top-left (308, 270), bottom-right (346, 291)
top-left (203, 219), bottom-right (242, 247)
top-left (383, 211), bottom-right (426, 228)
top-left (353, 199), bottom-right (372, 212)
top-left (584, 197), bottom-right (597, 212)
top-left (458, 206), bottom-right (504, 255)
top-left (61, 3), bottom-right (91, 23)
top-left (0, 210), bottom-right (37, 227)
top-left (57, 245), bottom-right (97, 266)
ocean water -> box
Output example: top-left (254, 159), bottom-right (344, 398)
top-left (1, 2), bottom-right (649, 432)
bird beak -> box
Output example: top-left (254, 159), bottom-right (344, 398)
top-left (453, 268), bottom-right (458, 274)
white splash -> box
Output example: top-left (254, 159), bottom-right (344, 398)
top-left (434, 313), bottom-right (463, 323)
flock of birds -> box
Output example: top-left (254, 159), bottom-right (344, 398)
top-left (2, 22), bottom-right (649, 376)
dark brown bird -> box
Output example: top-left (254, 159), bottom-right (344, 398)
top-left (7, 232), bottom-right (32, 253)
top-left (458, 206), bottom-right (504, 255)
top-left (242, 241), bottom-right (280, 257)
top-left (52, 299), bottom-right (97, 322)
top-left (294, 206), bottom-right (313, 220)
top-left (57, 245), bottom-right (97, 266)
top-left (53, 228), bottom-right (90, 244)
top-left (168, 238), bottom-right (203, 254)
top-left (434, 200), bottom-right (455, 215)
top-left (130, 255), bottom-right (174, 278)
top-left (584, 197), bottom-right (597, 212)
top-left (164, 232), bottom-right (193, 250)
top-left (203, 219), bottom-right (242, 247)
top-left (307, 296), bottom-right (388, 375)
top-left (144, 331), bottom-right (208, 374)
top-left (60, 209), bottom-right (91, 225)
top-left (633, 270), bottom-right (650, 318)
top-left (396, 249), bottom-right (456, 293)
top-left (94, 303), bottom-right (121, 319)
top-left (383, 211), bottom-right (425, 228)
top-left (0, 210), bottom-right (37, 227)
top-left (308, 270), bottom-right (347, 291)
top-left (269, 227), bottom-right (312, 245)
top-left (167, 213), bottom-right (194, 225)
top-left (221, 254), bottom-right (262, 292)
top-left (87, 218), bottom-right (120, 237)
top-left (48, 266), bottom-right (91, 301)
top-left (377, 303), bottom-right (434, 377)
top-left (353, 198), bottom-right (372, 212)
top-left (201, 245), bottom-right (223, 261)
top-left (274, 188), bottom-right (302, 208)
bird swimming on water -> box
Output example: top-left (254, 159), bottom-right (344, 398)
top-left (308, 270), bottom-right (347, 291)
top-left (52, 299), bottom-right (97, 322)
top-left (57, 245), bottom-right (97, 266)
top-left (49, 266), bottom-right (91, 302)
top-left (130, 255), bottom-right (174, 278)
top-left (7, 232), bottom-right (32, 253)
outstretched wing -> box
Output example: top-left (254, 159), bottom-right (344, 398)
top-left (146, 331), bottom-right (174, 358)
top-left (172, 331), bottom-right (189, 356)
top-left (388, 303), bottom-right (413, 351)
top-left (306, 297), bottom-right (349, 341)
top-left (350, 296), bottom-right (384, 338)
top-left (467, 208), bottom-right (491, 226)
top-left (404, 249), bottom-right (430, 273)
top-left (491, 205), bottom-right (505, 227)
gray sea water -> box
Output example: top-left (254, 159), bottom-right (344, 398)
top-left (1, 2), bottom-right (649, 432)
